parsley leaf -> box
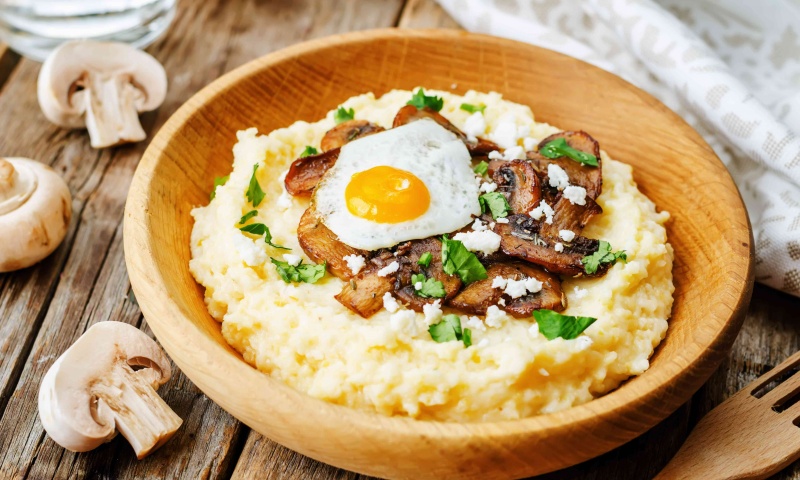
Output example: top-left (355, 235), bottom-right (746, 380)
top-left (270, 258), bottom-right (326, 284)
top-left (539, 137), bottom-right (598, 167)
top-left (460, 103), bottom-right (486, 114)
top-left (479, 192), bottom-right (510, 219)
top-left (300, 146), bottom-right (319, 157)
top-left (246, 164), bottom-right (266, 207)
top-left (411, 273), bottom-right (446, 298)
top-left (210, 175), bottom-right (229, 200)
top-left (428, 314), bottom-right (471, 347)
top-left (581, 240), bottom-right (627, 274)
top-left (473, 161), bottom-right (489, 176)
top-left (334, 106), bottom-right (355, 124)
top-left (239, 223), bottom-right (291, 250)
top-left (417, 252), bottom-right (433, 268)
top-left (441, 236), bottom-right (487, 284)
top-left (239, 210), bottom-right (258, 224)
top-left (407, 88), bottom-right (444, 112)
top-left (534, 309), bottom-right (597, 340)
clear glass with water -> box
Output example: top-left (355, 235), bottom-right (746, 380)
top-left (0, 0), bottom-right (177, 61)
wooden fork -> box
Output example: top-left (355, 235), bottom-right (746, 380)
top-left (656, 350), bottom-right (800, 479)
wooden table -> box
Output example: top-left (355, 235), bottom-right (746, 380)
top-left (0, 1), bottom-right (797, 478)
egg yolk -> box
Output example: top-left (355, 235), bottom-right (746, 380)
top-left (345, 166), bottom-right (430, 223)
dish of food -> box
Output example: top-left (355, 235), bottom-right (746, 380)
top-left (189, 87), bottom-right (674, 422)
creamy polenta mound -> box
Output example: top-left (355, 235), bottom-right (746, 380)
top-left (189, 89), bottom-right (674, 422)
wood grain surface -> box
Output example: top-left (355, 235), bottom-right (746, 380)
top-left (0, 0), bottom-right (795, 479)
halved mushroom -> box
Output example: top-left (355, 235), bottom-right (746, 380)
top-left (38, 321), bottom-right (181, 459)
top-left (37, 41), bottom-right (168, 149)
top-left (284, 148), bottom-right (340, 197)
top-left (538, 195), bottom-right (603, 239)
top-left (490, 159), bottom-right (542, 215)
top-left (297, 206), bottom-right (367, 280)
top-left (0, 157), bottom-right (72, 272)
top-left (392, 105), bottom-right (498, 156)
top-left (502, 263), bottom-right (565, 317)
top-left (528, 131), bottom-right (602, 199)
top-left (320, 120), bottom-right (384, 152)
top-left (335, 252), bottom-right (396, 318)
top-left (392, 238), bottom-right (462, 312)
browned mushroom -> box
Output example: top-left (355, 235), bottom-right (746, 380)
top-left (320, 120), bottom-right (384, 152)
top-left (502, 263), bottom-right (565, 317)
top-left (297, 206), bottom-right (367, 280)
top-left (538, 195), bottom-right (603, 239)
top-left (392, 105), bottom-right (498, 156)
top-left (284, 148), bottom-right (339, 197)
top-left (528, 131), bottom-right (602, 199)
top-left (392, 238), bottom-right (461, 312)
top-left (335, 252), bottom-right (396, 318)
top-left (490, 159), bottom-right (541, 215)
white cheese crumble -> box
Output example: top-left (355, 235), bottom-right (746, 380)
top-left (503, 278), bottom-right (528, 299)
top-left (497, 298), bottom-right (506, 306)
top-left (390, 310), bottom-right (418, 335)
top-left (575, 336), bottom-right (593, 350)
top-left (554, 242), bottom-right (564, 253)
top-left (573, 286), bottom-right (588, 299)
top-left (524, 277), bottom-right (543, 293)
top-left (343, 254), bottom-right (366, 275)
top-left (471, 218), bottom-right (487, 231)
top-left (488, 150), bottom-right (503, 160)
top-left (464, 315), bottom-right (487, 332)
top-left (383, 292), bottom-right (400, 313)
top-left (484, 305), bottom-right (507, 328)
top-left (423, 300), bottom-right (443, 325)
top-left (495, 217), bottom-right (509, 224)
top-left (377, 261), bottom-right (400, 277)
top-left (453, 230), bottom-right (502, 255)
top-left (547, 164), bottom-right (570, 190)
top-left (530, 200), bottom-right (554, 224)
top-left (233, 233), bottom-right (267, 267)
top-left (491, 277), bottom-right (508, 289)
top-left (503, 145), bottom-right (526, 160)
top-left (414, 282), bottom-right (423, 291)
top-left (283, 253), bottom-right (302, 266)
top-left (559, 229), bottom-right (576, 242)
top-left (479, 181), bottom-right (498, 193)
top-left (490, 120), bottom-right (520, 149)
top-left (528, 323), bottom-right (539, 338)
top-left (494, 276), bottom-right (543, 299)
top-left (462, 112), bottom-right (486, 142)
top-left (523, 137), bottom-right (539, 151)
top-left (563, 185), bottom-right (587, 205)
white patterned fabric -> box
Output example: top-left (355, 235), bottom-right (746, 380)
top-left (436, 0), bottom-right (800, 296)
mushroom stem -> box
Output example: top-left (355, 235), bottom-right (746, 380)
top-left (82, 73), bottom-right (148, 149)
top-left (92, 362), bottom-right (182, 459)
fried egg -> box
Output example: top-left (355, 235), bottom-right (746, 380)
top-left (314, 119), bottom-right (480, 250)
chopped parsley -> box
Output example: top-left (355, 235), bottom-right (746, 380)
top-left (334, 106), bottom-right (355, 124)
top-left (270, 258), bottom-right (326, 284)
top-left (534, 309), bottom-right (596, 340)
top-left (246, 164), bottom-right (266, 207)
top-left (479, 192), bottom-right (510, 219)
top-left (407, 88), bottom-right (444, 112)
top-left (239, 223), bottom-right (290, 250)
top-left (441, 236), bottom-right (487, 284)
top-left (460, 103), bottom-right (486, 114)
top-left (473, 161), bottom-right (489, 176)
top-left (239, 210), bottom-right (258, 224)
top-left (417, 252), bottom-right (433, 268)
top-left (539, 137), bottom-right (598, 167)
top-left (300, 146), bottom-right (319, 157)
top-left (428, 314), bottom-right (472, 347)
top-left (210, 175), bottom-right (229, 200)
top-left (582, 240), bottom-right (627, 274)
top-left (411, 273), bottom-right (446, 298)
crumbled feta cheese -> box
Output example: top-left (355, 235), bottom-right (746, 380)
top-left (390, 309), bottom-right (418, 335)
top-left (528, 323), bottom-right (539, 338)
top-left (559, 229), bottom-right (576, 242)
top-left (377, 261), bottom-right (399, 277)
top-left (233, 233), bottom-right (267, 267)
top-left (539, 368), bottom-right (550, 376)
top-left (490, 120), bottom-right (520, 149)
top-left (495, 217), bottom-right (509, 224)
top-left (471, 218), bottom-right (487, 231)
top-left (523, 137), bottom-right (539, 151)
top-left (547, 164), bottom-right (570, 190)
top-left (283, 253), bottom-right (302, 266)
top-left (489, 222), bottom-right (496, 229)
top-left (575, 336), bottom-right (593, 350)
top-left (503, 278), bottom-right (529, 299)
top-left (464, 315), bottom-right (487, 332)
top-left (530, 200), bottom-right (554, 224)
top-left (494, 276), bottom-right (542, 298)
top-left (453, 230), bottom-right (502, 255)
top-left (503, 145), bottom-right (525, 160)
top-left (477, 338), bottom-right (490, 348)
top-left (414, 282), bottom-right (423, 290)
top-left (563, 185), bottom-right (587, 206)
top-left (497, 298), bottom-right (506, 306)
top-left (462, 112), bottom-right (486, 142)
top-left (573, 286), bottom-right (588, 299)
top-left (480, 181), bottom-right (498, 193)
top-left (524, 277), bottom-right (543, 293)
top-left (383, 292), bottom-right (400, 313)
top-left (343, 254), bottom-right (366, 275)
top-left (485, 305), bottom-right (507, 328)
top-left (554, 242), bottom-right (564, 252)
top-left (488, 150), bottom-right (503, 160)
top-left (491, 276), bottom-right (508, 289)
top-left (423, 300), bottom-right (443, 324)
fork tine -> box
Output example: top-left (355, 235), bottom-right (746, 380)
top-left (752, 351), bottom-right (800, 406)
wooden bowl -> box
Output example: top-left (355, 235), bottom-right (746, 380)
top-left (124, 29), bottom-right (753, 479)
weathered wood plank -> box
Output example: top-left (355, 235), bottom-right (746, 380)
top-left (0, 43), bottom-right (20, 90)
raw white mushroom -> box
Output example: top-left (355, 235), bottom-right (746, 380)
top-left (0, 157), bottom-right (71, 272)
top-left (38, 321), bottom-right (182, 459)
top-left (37, 41), bottom-right (168, 149)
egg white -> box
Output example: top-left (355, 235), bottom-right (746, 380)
top-left (314, 119), bottom-right (480, 251)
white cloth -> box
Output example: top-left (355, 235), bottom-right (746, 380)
top-left (436, 0), bottom-right (800, 296)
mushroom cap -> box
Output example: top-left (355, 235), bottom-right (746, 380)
top-left (37, 321), bottom-right (173, 453)
top-left (0, 157), bottom-right (72, 272)
top-left (37, 41), bottom-right (168, 128)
